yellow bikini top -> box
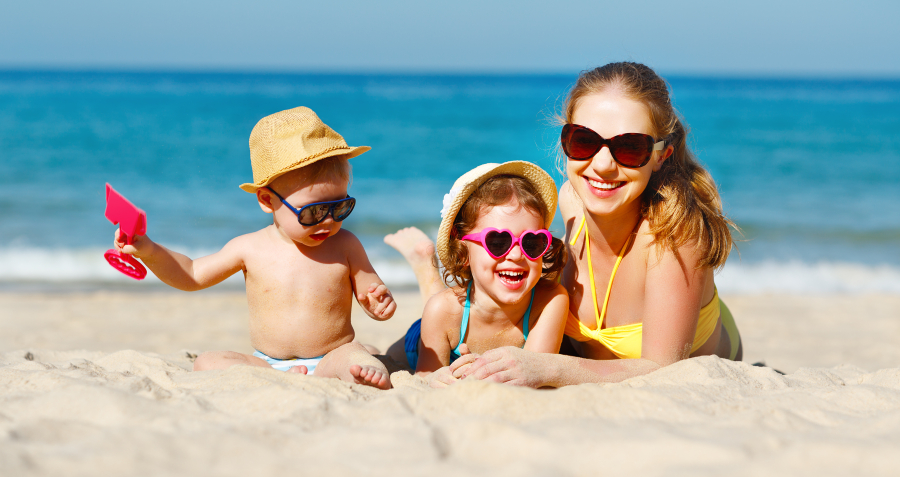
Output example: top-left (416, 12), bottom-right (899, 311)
top-left (564, 216), bottom-right (720, 359)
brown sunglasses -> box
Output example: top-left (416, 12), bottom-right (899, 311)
top-left (561, 124), bottom-right (667, 168)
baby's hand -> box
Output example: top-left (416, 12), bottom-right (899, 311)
top-left (357, 283), bottom-right (396, 319)
top-left (112, 228), bottom-right (150, 257)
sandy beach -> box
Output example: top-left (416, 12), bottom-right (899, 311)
top-left (2, 289), bottom-right (899, 476)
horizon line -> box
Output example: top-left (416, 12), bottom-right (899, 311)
top-left (2, 65), bottom-right (900, 81)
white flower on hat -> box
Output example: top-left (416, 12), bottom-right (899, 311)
top-left (440, 185), bottom-right (462, 218)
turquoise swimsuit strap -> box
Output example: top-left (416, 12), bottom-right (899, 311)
top-left (522, 287), bottom-right (535, 341)
top-left (452, 283), bottom-right (537, 356)
top-left (452, 282), bottom-right (473, 357)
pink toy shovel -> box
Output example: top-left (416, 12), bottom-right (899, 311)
top-left (103, 183), bottom-right (148, 280)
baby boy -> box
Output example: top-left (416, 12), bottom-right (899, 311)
top-left (114, 107), bottom-right (395, 389)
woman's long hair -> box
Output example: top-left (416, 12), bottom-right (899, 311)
top-left (562, 62), bottom-right (736, 269)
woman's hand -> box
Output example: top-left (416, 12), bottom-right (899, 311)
top-left (447, 343), bottom-right (480, 378)
top-left (453, 346), bottom-right (549, 388)
top-left (425, 366), bottom-right (458, 388)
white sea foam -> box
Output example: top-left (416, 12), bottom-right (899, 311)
top-left (716, 260), bottom-right (900, 294)
top-left (2, 247), bottom-right (898, 294)
top-left (0, 247), bottom-right (417, 290)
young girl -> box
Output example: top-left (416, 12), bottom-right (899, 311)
top-left (385, 161), bottom-right (569, 387)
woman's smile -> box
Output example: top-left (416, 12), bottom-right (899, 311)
top-left (584, 177), bottom-right (625, 197)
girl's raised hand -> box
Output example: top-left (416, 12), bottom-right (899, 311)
top-left (357, 283), bottom-right (396, 320)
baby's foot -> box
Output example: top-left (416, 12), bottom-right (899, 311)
top-left (349, 364), bottom-right (392, 390)
top-left (384, 227), bottom-right (435, 266)
top-left (287, 365), bottom-right (309, 374)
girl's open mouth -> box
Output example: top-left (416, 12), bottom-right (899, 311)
top-left (310, 232), bottom-right (329, 241)
top-left (497, 270), bottom-right (527, 287)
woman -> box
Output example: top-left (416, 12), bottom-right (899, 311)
top-left (387, 62), bottom-right (740, 386)
top-left (437, 62), bottom-right (742, 386)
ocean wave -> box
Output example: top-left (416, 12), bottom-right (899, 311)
top-left (0, 247), bottom-right (419, 290)
top-left (716, 260), bottom-right (900, 294)
top-left (2, 247), bottom-right (900, 294)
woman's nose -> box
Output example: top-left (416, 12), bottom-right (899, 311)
top-left (589, 145), bottom-right (618, 174)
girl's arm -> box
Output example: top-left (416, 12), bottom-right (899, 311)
top-left (521, 282), bottom-right (568, 354)
top-left (342, 231), bottom-right (396, 321)
top-left (415, 290), bottom-right (459, 375)
top-left (115, 230), bottom-right (245, 291)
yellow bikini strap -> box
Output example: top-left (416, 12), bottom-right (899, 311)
top-left (576, 216), bottom-right (633, 329)
top-left (569, 215), bottom-right (587, 246)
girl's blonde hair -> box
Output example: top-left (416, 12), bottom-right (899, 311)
top-left (563, 62), bottom-right (735, 269)
top-left (440, 175), bottom-right (566, 288)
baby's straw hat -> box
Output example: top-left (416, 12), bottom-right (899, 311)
top-left (436, 161), bottom-right (558, 266)
top-left (239, 107), bottom-right (370, 193)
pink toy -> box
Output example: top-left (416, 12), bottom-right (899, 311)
top-left (103, 183), bottom-right (148, 280)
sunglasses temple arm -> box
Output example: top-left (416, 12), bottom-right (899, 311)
top-left (265, 186), bottom-right (303, 215)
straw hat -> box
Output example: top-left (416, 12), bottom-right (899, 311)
top-left (239, 107), bottom-right (370, 193)
top-left (436, 161), bottom-right (558, 266)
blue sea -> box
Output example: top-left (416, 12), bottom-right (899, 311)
top-left (1, 71), bottom-right (898, 293)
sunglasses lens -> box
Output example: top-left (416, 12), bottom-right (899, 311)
top-left (610, 134), bottom-right (653, 167)
top-left (332, 199), bottom-right (355, 222)
top-left (484, 230), bottom-right (513, 258)
top-left (299, 203), bottom-right (330, 225)
top-left (564, 126), bottom-right (601, 160)
top-left (520, 232), bottom-right (549, 259)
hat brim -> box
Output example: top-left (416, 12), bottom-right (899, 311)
top-left (435, 161), bottom-right (558, 267)
top-left (239, 145), bottom-right (370, 193)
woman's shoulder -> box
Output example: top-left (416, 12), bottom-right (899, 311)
top-left (635, 218), bottom-right (705, 269)
top-left (634, 219), bottom-right (714, 300)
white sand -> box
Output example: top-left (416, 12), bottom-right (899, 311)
top-left (1, 290), bottom-right (899, 476)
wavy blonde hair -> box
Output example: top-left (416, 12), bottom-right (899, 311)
top-left (562, 62), bottom-right (736, 269)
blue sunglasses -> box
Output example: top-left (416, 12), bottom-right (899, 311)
top-left (266, 187), bottom-right (356, 226)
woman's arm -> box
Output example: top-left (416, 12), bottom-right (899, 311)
top-left (639, 239), bottom-right (711, 366)
top-left (454, 346), bottom-right (661, 387)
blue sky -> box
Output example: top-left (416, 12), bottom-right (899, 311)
top-left (2, 0), bottom-right (897, 76)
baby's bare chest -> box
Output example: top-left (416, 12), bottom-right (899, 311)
top-left (244, 248), bottom-right (352, 300)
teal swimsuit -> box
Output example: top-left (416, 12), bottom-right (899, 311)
top-left (404, 282), bottom-right (536, 369)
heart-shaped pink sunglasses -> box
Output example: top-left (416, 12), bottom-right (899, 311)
top-left (461, 228), bottom-right (552, 261)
